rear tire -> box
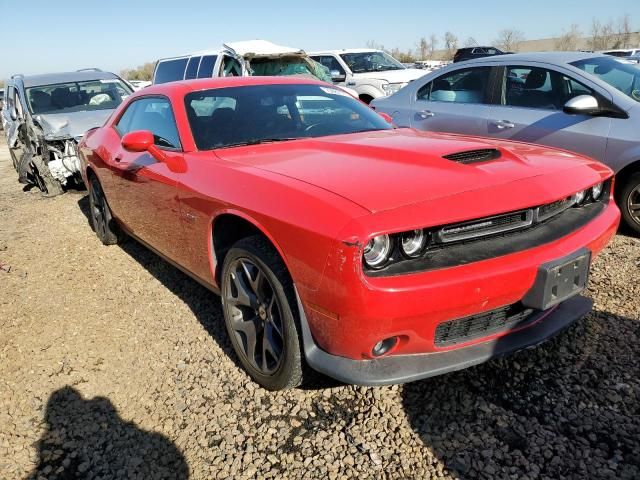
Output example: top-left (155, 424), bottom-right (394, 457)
top-left (88, 175), bottom-right (122, 245)
top-left (221, 235), bottom-right (304, 390)
top-left (618, 172), bottom-right (640, 235)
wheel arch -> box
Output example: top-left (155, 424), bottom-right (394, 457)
top-left (210, 210), bottom-right (291, 286)
top-left (614, 159), bottom-right (640, 200)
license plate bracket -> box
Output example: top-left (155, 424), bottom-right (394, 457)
top-left (522, 248), bottom-right (591, 311)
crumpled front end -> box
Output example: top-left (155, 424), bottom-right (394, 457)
top-left (41, 136), bottom-right (82, 185)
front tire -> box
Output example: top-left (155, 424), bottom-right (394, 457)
top-left (618, 172), bottom-right (640, 235)
top-left (32, 154), bottom-right (64, 196)
top-left (88, 175), bottom-right (122, 245)
top-left (221, 236), bottom-right (304, 390)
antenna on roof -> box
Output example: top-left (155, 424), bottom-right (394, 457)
top-left (76, 68), bottom-right (103, 72)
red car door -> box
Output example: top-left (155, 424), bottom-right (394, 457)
top-left (108, 96), bottom-right (184, 259)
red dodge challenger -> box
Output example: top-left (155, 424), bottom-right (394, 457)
top-left (78, 77), bottom-right (619, 390)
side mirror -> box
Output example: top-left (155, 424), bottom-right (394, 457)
top-left (563, 95), bottom-right (600, 115)
top-left (378, 112), bottom-right (394, 124)
top-left (330, 70), bottom-right (346, 83)
top-left (121, 129), bottom-right (186, 173)
top-left (121, 130), bottom-right (154, 152)
top-left (10, 108), bottom-right (18, 121)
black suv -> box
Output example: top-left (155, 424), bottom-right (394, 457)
top-left (453, 46), bottom-right (508, 63)
top-left (1, 70), bottom-right (133, 195)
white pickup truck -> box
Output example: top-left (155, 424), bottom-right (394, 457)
top-left (310, 49), bottom-right (426, 103)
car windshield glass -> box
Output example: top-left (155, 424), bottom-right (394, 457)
top-left (570, 56), bottom-right (640, 102)
top-left (26, 79), bottom-right (133, 114)
top-left (185, 83), bottom-right (392, 150)
top-left (339, 51), bottom-right (405, 73)
top-left (249, 57), bottom-right (331, 82)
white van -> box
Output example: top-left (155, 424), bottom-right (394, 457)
top-left (153, 40), bottom-right (332, 85)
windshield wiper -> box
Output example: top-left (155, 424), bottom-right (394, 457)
top-left (217, 138), bottom-right (299, 149)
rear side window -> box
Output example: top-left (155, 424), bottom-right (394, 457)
top-left (185, 56), bottom-right (201, 80)
top-left (197, 55), bottom-right (218, 78)
top-left (417, 67), bottom-right (491, 104)
top-left (154, 58), bottom-right (189, 84)
top-left (116, 97), bottom-right (181, 149)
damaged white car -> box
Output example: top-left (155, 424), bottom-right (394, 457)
top-left (153, 40), bottom-right (334, 84)
top-left (1, 70), bottom-right (133, 195)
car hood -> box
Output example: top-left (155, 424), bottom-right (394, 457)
top-left (34, 110), bottom-right (115, 140)
top-left (352, 68), bottom-right (426, 84)
top-left (215, 129), bottom-right (604, 214)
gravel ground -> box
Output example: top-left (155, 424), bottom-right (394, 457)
top-left (0, 142), bottom-right (638, 480)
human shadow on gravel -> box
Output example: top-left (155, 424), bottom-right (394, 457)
top-left (28, 386), bottom-right (189, 479)
top-left (402, 310), bottom-right (639, 479)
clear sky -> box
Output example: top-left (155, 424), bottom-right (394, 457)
top-left (1, 0), bottom-right (637, 78)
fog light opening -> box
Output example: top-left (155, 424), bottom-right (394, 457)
top-left (372, 337), bottom-right (399, 357)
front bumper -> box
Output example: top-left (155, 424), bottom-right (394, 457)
top-left (299, 293), bottom-right (592, 386)
top-left (301, 200), bottom-right (619, 360)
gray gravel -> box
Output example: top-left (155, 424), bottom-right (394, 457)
top-left (0, 143), bottom-right (638, 479)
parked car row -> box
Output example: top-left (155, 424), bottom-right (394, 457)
top-left (372, 51), bottom-right (640, 233)
top-left (0, 43), bottom-right (629, 391)
top-left (153, 41), bottom-right (428, 105)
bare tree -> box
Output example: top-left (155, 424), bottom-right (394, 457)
top-left (554, 24), bottom-right (581, 51)
top-left (494, 29), bottom-right (525, 52)
top-left (366, 40), bottom-right (386, 51)
top-left (617, 13), bottom-right (632, 48)
top-left (464, 37), bottom-right (478, 47)
top-left (443, 32), bottom-right (458, 60)
top-left (416, 37), bottom-right (429, 60)
top-left (429, 34), bottom-right (438, 59)
top-left (120, 62), bottom-right (157, 81)
top-left (589, 18), bottom-right (617, 50)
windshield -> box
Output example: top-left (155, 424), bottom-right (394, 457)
top-left (571, 56), bottom-right (640, 102)
top-left (248, 57), bottom-right (331, 82)
top-left (185, 83), bottom-right (392, 150)
top-left (339, 51), bottom-right (406, 73)
top-left (26, 79), bottom-right (133, 114)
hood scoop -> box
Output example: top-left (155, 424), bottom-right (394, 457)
top-left (443, 148), bottom-right (501, 165)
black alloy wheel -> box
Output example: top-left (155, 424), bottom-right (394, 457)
top-left (88, 176), bottom-right (121, 245)
top-left (221, 236), bottom-right (304, 390)
top-left (225, 257), bottom-right (285, 374)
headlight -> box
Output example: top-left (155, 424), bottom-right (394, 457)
top-left (574, 189), bottom-right (587, 205)
top-left (381, 82), bottom-right (407, 96)
top-left (591, 182), bottom-right (603, 200)
top-left (363, 235), bottom-right (392, 269)
top-left (401, 230), bottom-right (427, 258)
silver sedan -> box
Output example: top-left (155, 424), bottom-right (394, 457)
top-left (371, 52), bottom-right (640, 233)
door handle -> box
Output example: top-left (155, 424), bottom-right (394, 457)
top-left (418, 110), bottom-right (435, 119)
top-left (493, 120), bottom-right (515, 130)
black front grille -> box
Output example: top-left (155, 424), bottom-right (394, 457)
top-left (437, 209), bottom-right (532, 243)
top-left (443, 148), bottom-right (501, 164)
top-left (434, 304), bottom-right (535, 347)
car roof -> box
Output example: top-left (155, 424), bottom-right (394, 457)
top-left (223, 40), bottom-right (305, 58)
top-left (309, 49), bottom-right (385, 55)
top-left (137, 75), bottom-right (327, 97)
top-left (20, 70), bottom-right (120, 88)
top-left (461, 51), bottom-right (605, 65)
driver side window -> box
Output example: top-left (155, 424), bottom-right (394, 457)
top-left (116, 97), bottom-right (181, 149)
